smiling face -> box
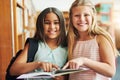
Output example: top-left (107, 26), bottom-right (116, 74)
top-left (71, 6), bottom-right (93, 33)
top-left (44, 12), bottom-right (60, 40)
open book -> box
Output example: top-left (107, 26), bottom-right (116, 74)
top-left (17, 68), bottom-right (88, 79)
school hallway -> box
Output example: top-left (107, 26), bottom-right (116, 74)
top-left (1, 0), bottom-right (120, 80)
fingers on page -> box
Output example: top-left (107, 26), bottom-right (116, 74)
top-left (62, 63), bottom-right (69, 69)
top-left (52, 64), bottom-right (59, 69)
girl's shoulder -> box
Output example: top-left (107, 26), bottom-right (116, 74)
top-left (96, 35), bottom-right (108, 44)
top-left (96, 35), bottom-right (104, 39)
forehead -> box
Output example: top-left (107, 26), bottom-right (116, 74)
top-left (72, 6), bottom-right (92, 14)
top-left (45, 12), bottom-right (58, 19)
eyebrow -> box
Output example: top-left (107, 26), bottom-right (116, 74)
top-left (44, 20), bottom-right (59, 21)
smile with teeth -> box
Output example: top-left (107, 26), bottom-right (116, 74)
top-left (78, 23), bottom-right (84, 26)
top-left (48, 30), bottom-right (57, 34)
top-left (77, 23), bottom-right (86, 26)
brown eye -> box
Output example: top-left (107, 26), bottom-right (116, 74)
top-left (44, 21), bottom-right (50, 24)
top-left (54, 21), bottom-right (59, 25)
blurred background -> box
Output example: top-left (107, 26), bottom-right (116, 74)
top-left (0, 0), bottom-right (120, 80)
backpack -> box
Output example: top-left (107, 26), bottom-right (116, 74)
top-left (5, 38), bottom-right (39, 80)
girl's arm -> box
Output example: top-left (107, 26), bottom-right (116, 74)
top-left (10, 43), bottom-right (59, 76)
top-left (83, 35), bottom-right (116, 77)
top-left (9, 43), bottom-right (40, 75)
top-left (63, 35), bottom-right (116, 77)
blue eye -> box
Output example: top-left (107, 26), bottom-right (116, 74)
top-left (84, 14), bottom-right (90, 16)
top-left (74, 15), bottom-right (80, 17)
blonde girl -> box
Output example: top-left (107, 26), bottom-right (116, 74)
top-left (63, 0), bottom-right (117, 80)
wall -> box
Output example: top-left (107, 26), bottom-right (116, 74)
top-left (31, 0), bottom-right (114, 11)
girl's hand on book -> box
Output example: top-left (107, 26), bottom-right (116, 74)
top-left (38, 62), bottom-right (59, 72)
top-left (62, 57), bottom-right (84, 69)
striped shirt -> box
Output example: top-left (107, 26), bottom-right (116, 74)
top-left (69, 36), bottom-right (110, 80)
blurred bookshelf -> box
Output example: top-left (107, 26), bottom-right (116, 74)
top-left (95, 2), bottom-right (113, 24)
top-left (13, 0), bottom-right (25, 53)
top-left (13, 0), bottom-right (37, 54)
top-left (95, 2), bottom-right (115, 42)
top-left (63, 11), bottom-right (69, 31)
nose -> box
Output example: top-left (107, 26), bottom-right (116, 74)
top-left (49, 22), bottom-right (55, 29)
top-left (79, 15), bottom-right (85, 22)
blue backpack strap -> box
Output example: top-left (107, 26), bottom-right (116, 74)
top-left (25, 38), bottom-right (38, 62)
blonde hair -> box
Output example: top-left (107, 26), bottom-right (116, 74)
top-left (68, 0), bottom-right (118, 59)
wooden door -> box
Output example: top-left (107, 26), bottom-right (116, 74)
top-left (0, 0), bottom-right (13, 80)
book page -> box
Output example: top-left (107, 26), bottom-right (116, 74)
top-left (17, 72), bottom-right (53, 79)
top-left (53, 68), bottom-right (88, 76)
top-left (17, 68), bottom-right (89, 79)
